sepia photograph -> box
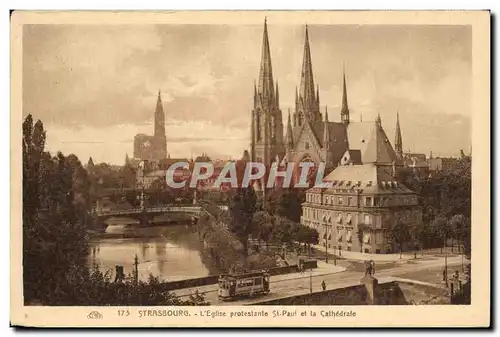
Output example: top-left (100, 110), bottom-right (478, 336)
top-left (10, 10), bottom-right (490, 327)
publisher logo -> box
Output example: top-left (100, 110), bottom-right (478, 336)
top-left (87, 311), bottom-right (103, 319)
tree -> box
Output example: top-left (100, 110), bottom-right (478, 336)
top-left (449, 214), bottom-right (471, 259)
top-left (228, 186), bottom-right (257, 257)
top-left (264, 188), bottom-right (305, 222)
top-left (250, 211), bottom-right (272, 247)
top-left (388, 221), bottom-right (411, 258)
top-left (410, 220), bottom-right (429, 256)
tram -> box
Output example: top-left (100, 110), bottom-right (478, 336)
top-left (218, 270), bottom-right (270, 301)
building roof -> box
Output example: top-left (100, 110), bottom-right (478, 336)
top-left (346, 122), bottom-right (399, 165)
top-left (320, 163), bottom-right (414, 194)
top-left (295, 120), bottom-right (400, 167)
top-left (311, 120), bottom-right (348, 164)
top-left (339, 149), bottom-right (362, 165)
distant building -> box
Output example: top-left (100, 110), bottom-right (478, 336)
top-left (427, 157), bottom-right (459, 173)
top-left (133, 91), bottom-right (167, 162)
top-left (301, 122), bottom-right (422, 254)
top-left (403, 153), bottom-right (430, 178)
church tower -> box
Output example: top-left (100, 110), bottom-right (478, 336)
top-left (394, 111), bottom-right (403, 158)
top-left (250, 18), bottom-right (285, 167)
top-left (341, 69), bottom-right (350, 125)
top-left (294, 25), bottom-right (321, 127)
top-left (154, 90), bottom-right (167, 160)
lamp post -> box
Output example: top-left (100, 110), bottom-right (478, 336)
top-left (309, 266), bottom-right (313, 295)
top-left (444, 236), bottom-right (449, 288)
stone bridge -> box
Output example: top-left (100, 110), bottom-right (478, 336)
top-left (90, 203), bottom-right (228, 230)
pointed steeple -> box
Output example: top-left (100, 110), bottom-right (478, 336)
top-left (257, 17), bottom-right (274, 104)
top-left (286, 109), bottom-right (294, 149)
top-left (316, 84), bottom-right (320, 109)
top-left (323, 106), bottom-right (330, 149)
top-left (275, 80), bottom-right (280, 108)
top-left (253, 80), bottom-right (258, 106)
top-left (375, 112), bottom-right (382, 127)
top-left (395, 111), bottom-right (403, 158)
top-left (341, 67), bottom-right (350, 125)
top-left (299, 25), bottom-right (317, 115)
top-left (155, 90), bottom-right (166, 137)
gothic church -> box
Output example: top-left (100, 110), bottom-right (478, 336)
top-left (249, 20), bottom-right (405, 174)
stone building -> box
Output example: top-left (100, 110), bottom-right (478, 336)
top-left (133, 91), bottom-right (167, 161)
top-left (300, 121), bottom-right (423, 254)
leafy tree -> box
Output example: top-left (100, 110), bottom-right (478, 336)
top-left (265, 189), bottom-right (305, 222)
top-left (388, 221), bottom-right (411, 258)
top-left (410, 220), bottom-right (429, 256)
top-left (449, 214), bottom-right (471, 259)
top-left (22, 115), bottom-right (192, 306)
top-left (429, 214), bottom-right (452, 254)
top-left (228, 186), bottom-right (257, 257)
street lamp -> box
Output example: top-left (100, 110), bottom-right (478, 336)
top-left (309, 266), bottom-right (312, 295)
top-left (444, 236), bottom-right (449, 288)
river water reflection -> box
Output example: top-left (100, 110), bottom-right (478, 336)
top-left (87, 218), bottom-right (213, 282)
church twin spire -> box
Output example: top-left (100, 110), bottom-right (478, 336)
top-left (257, 17), bottom-right (275, 106)
top-left (299, 25), bottom-right (318, 116)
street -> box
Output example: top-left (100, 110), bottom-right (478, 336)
top-left (173, 255), bottom-right (468, 305)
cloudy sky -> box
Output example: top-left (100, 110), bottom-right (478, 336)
top-left (23, 23), bottom-right (471, 164)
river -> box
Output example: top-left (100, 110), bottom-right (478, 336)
top-left (87, 217), bottom-right (215, 282)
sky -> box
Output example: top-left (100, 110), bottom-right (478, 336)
top-left (23, 23), bottom-right (472, 164)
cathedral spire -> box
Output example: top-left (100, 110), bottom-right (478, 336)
top-left (153, 90), bottom-right (167, 159)
top-left (299, 25), bottom-right (316, 115)
top-left (341, 67), bottom-right (350, 125)
top-left (258, 17), bottom-right (274, 104)
top-left (286, 109), bottom-right (294, 149)
top-left (376, 112), bottom-right (382, 127)
top-left (323, 106), bottom-right (330, 149)
top-left (395, 111), bottom-right (403, 158)
top-left (155, 90), bottom-right (166, 137)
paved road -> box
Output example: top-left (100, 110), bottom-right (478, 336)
top-left (174, 256), bottom-right (467, 305)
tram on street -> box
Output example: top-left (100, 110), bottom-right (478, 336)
top-left (218, 270), bottom-right (270, 301)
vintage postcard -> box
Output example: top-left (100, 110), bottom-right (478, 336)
top-left (10, 10), bottom-right (490, 327)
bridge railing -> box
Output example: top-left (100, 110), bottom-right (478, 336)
top-left (96, 204), bottom-right (227, 217)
